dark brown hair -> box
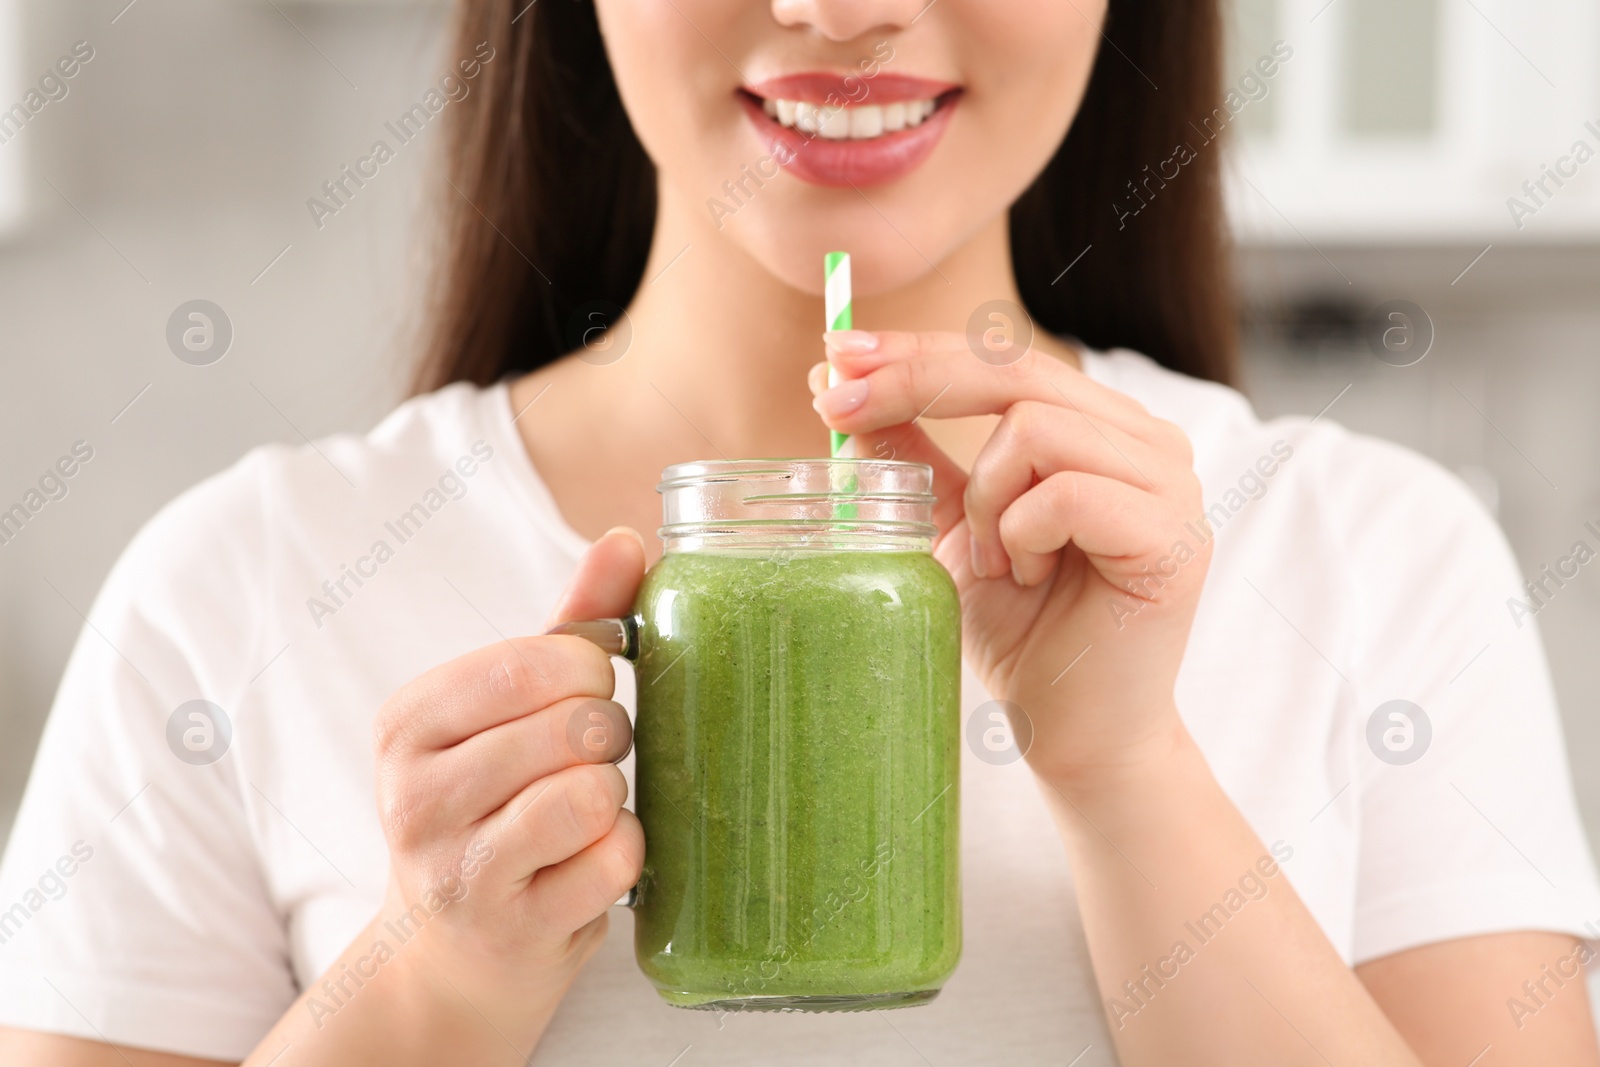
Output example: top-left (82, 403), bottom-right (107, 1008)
top-left (414, 0), bottom-right (1236, 394)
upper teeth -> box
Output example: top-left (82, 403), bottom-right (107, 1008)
top-left (761, 97), bottom-right (939, 139)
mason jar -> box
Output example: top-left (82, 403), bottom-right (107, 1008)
top-left (556, 458), bottom-right (962, 1012)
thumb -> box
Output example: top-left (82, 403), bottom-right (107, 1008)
top-left (546, 526), bottom-right (649, 628)
top-left (850, 422), bottom-right (969, 544)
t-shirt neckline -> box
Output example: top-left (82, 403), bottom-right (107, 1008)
top-left (480, 347), bottom-right (1113, 562)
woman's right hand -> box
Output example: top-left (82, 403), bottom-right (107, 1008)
top-left (365, 527), bottom-right (649, 1053)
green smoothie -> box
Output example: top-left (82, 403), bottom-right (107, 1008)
top-left (632, 548), bottom-right (962, 1011)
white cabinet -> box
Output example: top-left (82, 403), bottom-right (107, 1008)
top-left (1227, 0), bottom-right (1600, 244)
top-left (0, 0), bottom-right (23, 235)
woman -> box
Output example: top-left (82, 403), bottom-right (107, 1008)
top-left (2, 0), bottom-right (1597, 1063)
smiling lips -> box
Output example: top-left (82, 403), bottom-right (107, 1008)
top-left (740, 73), bottom-right (961, 188)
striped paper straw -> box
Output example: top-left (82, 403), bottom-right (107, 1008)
top-left (823, 251), bottom-right (852, 458)
top-left (823, 251), bottom-right (859, 521)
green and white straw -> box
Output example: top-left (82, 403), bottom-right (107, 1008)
top-left (824, 251), bottom-right (852, 458)
top-left (823, 251), bottom-right (859, 521)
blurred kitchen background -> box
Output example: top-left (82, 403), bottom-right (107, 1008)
top-left (1, 0), bottom-right (1598, 889)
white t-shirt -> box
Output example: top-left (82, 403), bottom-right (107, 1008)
top-left (2, 350), bottom-right (1596, 1064)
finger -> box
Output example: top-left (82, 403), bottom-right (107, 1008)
top-left (998, 471), bottom-right (1175, 587)
top-left (526, 809), bottom-right (644, 937)
top-left (547, 526), bottom-right (649, 627)
top-left (479, 763), bottom-right (629, 883)
top-left (816, 356), bottom-right (971, 542)
top-left (932, 514), bottom-right (975, 583)
top-left (964, 401), bottom-right (1168, 578)
top-left (848, 421), bottom-right (969, 540)
top-left (433, 697), bottom-right (633, 823)
top-left (816, 331), bottom-right (1150, 439)
top-left (826, 329), bottom-right (1137, 402)
top-left (376, 634), bottom-right (615, 755)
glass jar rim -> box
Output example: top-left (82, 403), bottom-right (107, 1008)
top-left (658, 457), bottom-right (935, 493)
top-left (656, 458), bottom-right (939, 548)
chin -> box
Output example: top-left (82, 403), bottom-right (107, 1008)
top-left (694, 176), bottom-right (982, 299)
top-left (739, 226), bottom-right (956, 299)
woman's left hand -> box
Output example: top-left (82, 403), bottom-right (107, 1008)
top-left (810, 329), bottom-right (1211, 789)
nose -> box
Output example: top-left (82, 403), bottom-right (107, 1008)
top-left (770, 0), bottom-right (925, 43)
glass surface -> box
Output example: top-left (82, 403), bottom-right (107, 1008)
top-left (1229, 0), bottom-right (1282, 139)
top-left (630, 460), bottom-right (962, 1012)
top-left (1342, 0), bottom-right (1439, 136)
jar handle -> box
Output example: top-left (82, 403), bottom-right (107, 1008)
top-left (546, 616), bottom-right (641, 661)
top-left (546, 615), bottom-right (643, 908)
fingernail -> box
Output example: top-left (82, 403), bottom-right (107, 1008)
top-left (812, 378), bottom-right (869, 418)
top-left (969, 534), bottom-right (987, 579)
top-left (807, 361), bottom-right (829, 396)
top-left (824, 330), bottom-right (879, 354)
top-left (603, 526), bottom-right (647, 554)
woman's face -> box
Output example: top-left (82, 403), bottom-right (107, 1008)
top-left (592, 0), bottom-right (1107, 297)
